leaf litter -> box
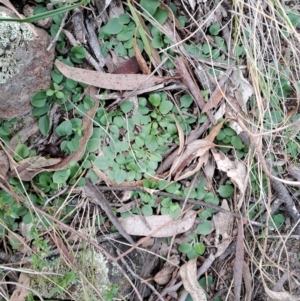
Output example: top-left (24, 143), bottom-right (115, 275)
top-left (2, 0), bottom-right (300, 300)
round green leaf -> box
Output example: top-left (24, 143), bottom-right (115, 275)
top-left (86, 138), bottom-right (101, 152)
top-left (142, 205), bottom-right (153, 216)
top-left (114, 42), bottom-right (127, 56)
top-left (159, 100), bottom-right (173, 114)
top-left (151, 35), bottom-right (163, 49)
top-left (194, 242), bottom-right (205, 255)
top-left (140, 0), bottom-right (160, 16)
top-left (153, 8), bottom-right (168, 25)
top-left (209, 23), bottom-right (220, 35)
top-left (56, 120), bottom-right (72, 136)
top-left (119, 13), bottom-right (131, 24)
top-left (94, 157), bottom-right (109, 170)
top-left (102, 18), bottom-right (123, 34)
top-left (231, 135), bottom-right (244, 150)
top-left (217, 185), bottom-right (234, 198)
top-left (180, 94), bottom-right (194, 108)
top-left (14, 143), bottom-right (29, 161)
top-left (71, 46), bottom-right (86, 59)
top-left (197, 220), bottom-right (212, 235)
top-left (53, 169), bottom-right (71, 184)
top-left (114, 169), bottom-right (127, 184)
top-left (28, 101), bottom-right (43, 113)
top-left (120, 100), bottom-right (133, 114)
top-left (30, 91), bottom-right (47, 108)
top-left (39, 115), bottom-right (51, 136)
top-left (178, 242), bottom-right (193, 254)
top-left (149, 93), bottom-right (161, 107)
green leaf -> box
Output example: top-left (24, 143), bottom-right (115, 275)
top-left (149, 93), bottom-right (161, 106)
top-left (149, 152), bottom-right (162, 162)
top-left (194, 242), bottom-right (205, 255)
top-left (67, 137), bottom-right (80, 152)
top-left (114, 42), bottom-right (127, 56)
top-left (23, 211), bottom-right (32, 224)
top-left (120, 101), bottom-right (133, 113)
top-left (269, 213), bottom-right (285, 229)
top-left (114, 169), bottom-right (127, 184)
top-left (217, 185), bottom-right (234, 198)
top-left (178, 242), bottom-right (193, 254)
top-left (31, 91), bottom-right (47, 108)
top-left (159, 100), bottom-right (173, 114)
top-left (197, 220), bottom-right (212, 235)
top-left (153, 8), bottom-right (168, 25)
top-left (152, 35), bottom-right (164, 49)
top-left (231, 135), bottom-right (244, 150)
top-left (102, 18), bottom-right (123, 34)
top-left (83, 96), bottom-right (94, 110)
top-left (32, 103), bottom-right (50, 117)
top-left (39, 115), bottom-right (51, 136)
top-left (86, 138), bottom-right (100, 152)
top-left (116, 26), bottom-right (134, 41)
top-left (180, 94), bottom-right (194, 108)
top-left (135, 136), bottom-right (144, 147)
top-left (142, 205), bottom-right (153, 216)
top-left (140, 0), bottom-right (160, 16)
top-left (53, 169), bottom-right (71, 184)
top-left (145, 135), bottom-right (158, 151)
top-left (56, 120), bottom-right (72, 136)
top-left (14, 144), bottom-right (29, 161)
top-left (223, 128), bottom-right (236, 136)
top-left (209, 23), bottom-right (220, 35)
top-left (119, 13), bottom-right (131, 24)
top-left (94, 157), bottom-right (109, 170)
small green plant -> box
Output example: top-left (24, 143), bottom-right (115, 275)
top-left (214, 122), bottom-right (246, 158)
top-left (178, 234), bottom-right (206, 259)
top-left (0, 189), bottom-right (31, 238)
top-left (102, 284), bottom-right (119, 301)
top-left (0, 118), bottom-right (17, 143)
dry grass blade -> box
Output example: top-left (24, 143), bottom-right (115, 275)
top-left (234, 218), bottom-right (245, 301)
top-left (202, 85), bottom-right (226, 113)
top-left (133, 34), bottom-right (150, 74)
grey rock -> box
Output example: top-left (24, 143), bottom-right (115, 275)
top-left (0, 7), bottom-right (55, 119)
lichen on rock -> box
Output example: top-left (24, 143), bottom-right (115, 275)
top-left (31, 249), bottom-right (111, 300)
top-left (0, 12), bottom-right (34, 84)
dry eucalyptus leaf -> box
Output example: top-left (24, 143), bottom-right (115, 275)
top-left (211, 149), bottom-right (246, 194)
top-left (202, 85), bottom-right (226, 113)
top-left (213, 199), bottom-right (233, 257)
top-left (133, 38), bottom-right (150, 75)
top-left (19, 157), bottom-right (61, 169)
top-left (55, 60), bottom-right (169, 91)
top-left (154, 266), bottom-right (176, 285)
top-left (232, 70), bottom-right (253, 107)
top-left (9, 273), bottom-right (30, 301)
top-left (171, 139), bottom-right (215, 180)
top-left (179, 257), bottom-right (207, 301)
top-left (118, 210), bottom-right (196, 237)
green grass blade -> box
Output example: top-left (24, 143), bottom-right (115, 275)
top-left (127, 0), bottom-right (152, 59)
top-left (0, 0), bottom-right (85, 23)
